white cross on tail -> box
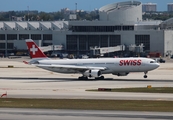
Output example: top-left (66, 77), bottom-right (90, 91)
top-left (30, 45), bottom-right (38, 55)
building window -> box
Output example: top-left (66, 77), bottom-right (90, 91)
top-left (135, 35), bottom-right (150, 51)
top-left (66, 35), bottom-right (77, 51)
top-left (109, 35), bottom-right (121, 47)
top-left (114, 26), bottom-right (121, 31)
top-left (88, 35), bottom-right (99, 49)
top-left (31, 34), bottom-right (41, 40)
top-left (70, 25), bottom-right (134, 32)
top-left (123, 26), bottom-right (134, 30)
top-left (7, 34), bottom-right (17, 40)
top-left (7, 43), bottom-right (14, 49)
top-left (79, 35), bottom-right (87, 50)
top-left (43, 34), bottom-right (52, 40)
top-left (0, 43), bottom-right (5, 49)
top-left (100, 35), bottom-right (108, 47)
top-left (19, 34), bottom-right (29, 40)
top-left (0, 34), bottom-right (5, 40)
top-left (43, 43), bottom-right (52, 46)
top-left (0, 43), bottom-right (13, 49)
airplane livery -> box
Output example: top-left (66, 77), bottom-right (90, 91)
top-left (24, 39), bottom-right (160, 80)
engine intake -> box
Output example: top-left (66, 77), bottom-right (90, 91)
top-left (84, 70), bottom-right (102, 77)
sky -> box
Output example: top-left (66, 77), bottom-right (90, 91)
top-left (0, 0), bottom-right (173, 12)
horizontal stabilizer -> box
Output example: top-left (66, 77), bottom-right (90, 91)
top-left (23, 61), bottom-right (29, 64)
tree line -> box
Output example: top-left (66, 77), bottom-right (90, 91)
top-left (0, 11), bottom-right (173, 21)
top-left (143, 12), bottom-right (173, 21)
top-left (0, 10), bottom-right (99, 21)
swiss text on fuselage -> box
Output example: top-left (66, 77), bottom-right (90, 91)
top-left (119, 60), bottom-right (142, 66)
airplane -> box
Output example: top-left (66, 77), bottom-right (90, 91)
top-left (24, 39), bottom-right (160, 80)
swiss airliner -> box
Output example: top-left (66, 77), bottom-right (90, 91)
top-left (24, 39), bottom-right (160, 80)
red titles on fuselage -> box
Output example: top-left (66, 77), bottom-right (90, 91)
top-left (119, 59), bottom-right (142, 66)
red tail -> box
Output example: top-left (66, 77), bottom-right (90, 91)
top-left (25, 39), bottom-right (47, 59)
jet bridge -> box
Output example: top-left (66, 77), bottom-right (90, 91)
top-left (90, 45), bottom-right (125, 57)
top-left (39, 45), bottom-right (63, 52)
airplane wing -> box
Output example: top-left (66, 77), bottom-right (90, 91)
top-left (36, 64), bottom-right (107, 72)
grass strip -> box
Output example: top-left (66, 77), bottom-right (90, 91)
top-left (1, 98), bottom-right (173, 112)
top-left (87, 87), bottom-right (173, 93)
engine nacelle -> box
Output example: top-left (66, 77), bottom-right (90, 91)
top-left (112, 72), bottom-right (129, 76)
top-left (83, 70), bottom-right (102, 77)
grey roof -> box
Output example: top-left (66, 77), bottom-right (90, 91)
top-left (161, 17), bottom-right (173, 25)
top-left (99, 1), bottom-right (141, 12)
top-left (0, 21), bottom-right (69, 30)
top-left (134, 20), bottom-right (162, 26)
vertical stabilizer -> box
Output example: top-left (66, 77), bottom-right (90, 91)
top-left (25, 39), bottom-right (47, 59)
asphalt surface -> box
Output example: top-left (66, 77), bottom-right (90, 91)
top-left (0, 57), bottom-right (173, 119)
top-left (0, 108), bottom-right (173, 120)
top-left (0, 78), bottom-right (173, 100)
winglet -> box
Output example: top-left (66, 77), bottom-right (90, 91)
top-left (25, 39), bottom-right (47, 59)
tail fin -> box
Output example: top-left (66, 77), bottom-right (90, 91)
top-left (25, 39), bottom-right (47, 59)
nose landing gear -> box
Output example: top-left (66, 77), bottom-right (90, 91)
top-left (144, 72), bottom-right (148, 78)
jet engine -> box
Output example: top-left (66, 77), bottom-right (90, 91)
top-left (112, 72), bottom-right (129, 76)
top-left (83, 70), bottom-right (102, 77)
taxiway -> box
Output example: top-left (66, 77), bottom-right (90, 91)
top-left (1, 108), bottom-right (173, 120)
top-left (0, 58), bottom-right (173, 100)
top-left (0, 57), bottom-right (173, 119)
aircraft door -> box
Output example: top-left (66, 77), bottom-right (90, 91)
top-left (138, 59), bottom-right (145, 71)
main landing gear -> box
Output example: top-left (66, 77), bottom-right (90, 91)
top-left (95, 76), bottom-right (105, 80)
top-left (78, 76), bottom-right (88, 80)
top-left (144, 72), bottom-right (148, 78)
top-left (78, 76), bottom-right (105, 80)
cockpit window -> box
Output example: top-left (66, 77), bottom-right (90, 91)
top-left (150, 61), bottom-right (156, 63)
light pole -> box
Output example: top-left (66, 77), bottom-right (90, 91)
top-left (5, 34), bottom-right (7, 57)
top-left (27, 6), bottom-right (29, 21)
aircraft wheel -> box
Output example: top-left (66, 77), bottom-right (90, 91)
top-left (144, 75), bottom-right (147, 78)
top-left (95, 76), bottom-right (104, 80)
top-left (78, 76), bottom-right (88, 80)
top-left (84, 77), bottom-right (88, 80)
top-left (100, 76), bottom-right (104, 80)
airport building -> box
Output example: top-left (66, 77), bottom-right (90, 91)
top-left (0, 1), bottom-right (173, 57)
top-left (142, 3), bottom-right (157, 12)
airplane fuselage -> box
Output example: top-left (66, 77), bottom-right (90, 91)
top-left (36, 57), bottom-right (159, 74)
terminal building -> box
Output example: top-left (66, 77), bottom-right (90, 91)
top-left (0, 1), bottom-right (173, 57)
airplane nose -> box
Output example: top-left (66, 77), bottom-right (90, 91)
top-left (156, 63), bottom-right (160, 68)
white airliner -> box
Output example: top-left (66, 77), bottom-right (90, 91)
top-left (24, 39), bottom-right (160, 80)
